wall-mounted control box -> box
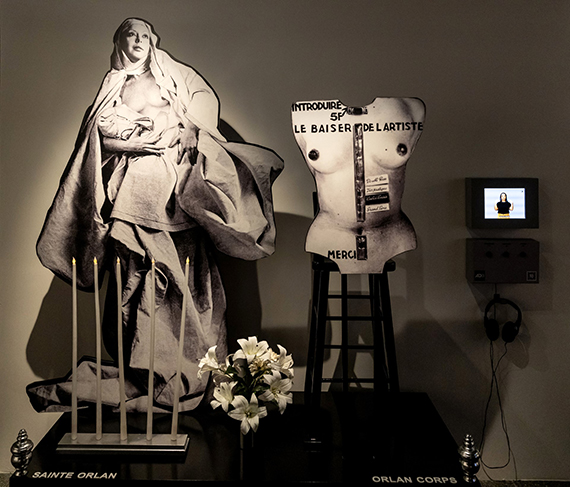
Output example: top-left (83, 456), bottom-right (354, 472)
top-left (466, 238), bottom-right (539, 283)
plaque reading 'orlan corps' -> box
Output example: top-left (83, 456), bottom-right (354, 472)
top-left (292, 98), bottom-right (425, 274)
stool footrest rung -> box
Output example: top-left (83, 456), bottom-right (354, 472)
top-left (324, 344), bottom-right (374, 350)
top-left (322, 378), bottom-right (376, 384)
top-left (324, 315), bottom-right (375, 321)
top-left (327, 294), bottom-right (371, 300)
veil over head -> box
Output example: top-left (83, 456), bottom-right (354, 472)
top-left (111, 18), bottom-right (158, 75)
top-left (105, 17), bottom-right (222, 140)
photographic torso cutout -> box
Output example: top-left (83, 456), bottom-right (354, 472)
top-left (292, 97), bottom-right (425, 274)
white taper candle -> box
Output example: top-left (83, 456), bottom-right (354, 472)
top-left (146, 258), bottom-right (156, 440)
top-left (116, 257), bottom-right (127, 441)
top-left (94, 257), bottom-right (102, 440)
top-left (171, 257), bottom-right (189, 440)
top-left (71, 257), bottom-right (78, 440)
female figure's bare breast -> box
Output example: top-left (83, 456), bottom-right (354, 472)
top-left (121, 70), bottom-right (169, 117)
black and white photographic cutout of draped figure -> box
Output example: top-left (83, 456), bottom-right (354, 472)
top-left (29, 18), bottom-right (283, 413)
top-left (292, 98), bottom-right (425, 274)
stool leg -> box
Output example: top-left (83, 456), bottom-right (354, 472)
top-left (304, 266), bottom-right (330, 409)
top-left (304, 269), bottom-right (321, 407)
top-left (379, 270), bottom-right (399, 392)
top-left (304, 266), bottom-right (330, 446)
top-left (370, 274), bottom-right (388, 392)
top-left (341, 274), bottom-right (349, 393)
top-left (312, 268), bottom-right (330, 409)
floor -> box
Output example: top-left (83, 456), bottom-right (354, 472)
top-left (7, 392), bottom-right (469, 484)
top-left (3, 391), bottom-right (569, 486)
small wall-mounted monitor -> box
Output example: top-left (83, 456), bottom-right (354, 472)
top-left (465, 178), bottom-right (539, 229)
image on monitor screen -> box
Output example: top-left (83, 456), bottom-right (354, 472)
top-left (484, 187), bottom-right (526, 220)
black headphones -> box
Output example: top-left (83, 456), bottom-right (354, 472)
top-left (484, 295), bottom-right (522, 343)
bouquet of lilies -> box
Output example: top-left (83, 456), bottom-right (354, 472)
top-left (197, 336), bottom-right (294, 434)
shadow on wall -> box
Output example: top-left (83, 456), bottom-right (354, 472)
top-left (27, 250), bottom-right (267, 383)
top-left (26, 275), bottom-right (108, 379)
top-left (26, 211), bottom-right (315, 382)
top-left (391, 240), bottom-right (504, 446)
top-left (293, 211), bottom-right (537, 449)
top-left (320, 248), bottom-right (496, 439)
top-left (214, 250), bottom-right (263, 351)
top-left (396, 316), bottom-right (490, 444)
top-left (27, 251), bottom-right (268, 384)
top-left (217, 211), bottom-right (314, 367)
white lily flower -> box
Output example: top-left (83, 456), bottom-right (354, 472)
top-left (210, 381), bottom-right (236, 412)
top-left (259, 371), bottom-right (293, 414)
top-left (212, 355), bottom-right (234, 386)
top-left (225, 353), bottom-right (234, 369)
top-left (197, 345), bottom-right (220, 379)
top-left (269, 344), bottom-right (294, 379)
top-left (232, 358), bottom-right (248, 379)
top-left (233, 336), bottom-right (269, 364)
top-left (228, 394), bottom-right (268, 434)
top-left (248, 355), bottom-right (269, 375)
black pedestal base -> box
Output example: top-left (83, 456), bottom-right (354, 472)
top-left (11, 392), bottom-right (478, 485)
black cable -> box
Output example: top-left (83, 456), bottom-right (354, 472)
top-left (479, 339), bottom-right (517, 478)
top-left (479, 341), bottom-right (507, 453)
top-left (492, 342), bottom-right (518, 478)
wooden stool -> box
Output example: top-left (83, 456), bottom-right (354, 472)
top-left (304, 256), bottom-right (399, 410)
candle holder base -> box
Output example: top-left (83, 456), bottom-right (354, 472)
top-left (56, 433), bottom-right (189, 456)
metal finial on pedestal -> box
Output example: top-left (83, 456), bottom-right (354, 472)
top-left (458, 434), bottom-right (480, 483)
top-left (10, 429), bottom-right (34, 477)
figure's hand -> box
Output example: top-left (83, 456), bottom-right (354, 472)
top-left (102, 133), bottom-right (165, 156)
top-left (129, 133), bottom-right (165, 155)
top-left (170, 121), bottom-right (199, 165)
